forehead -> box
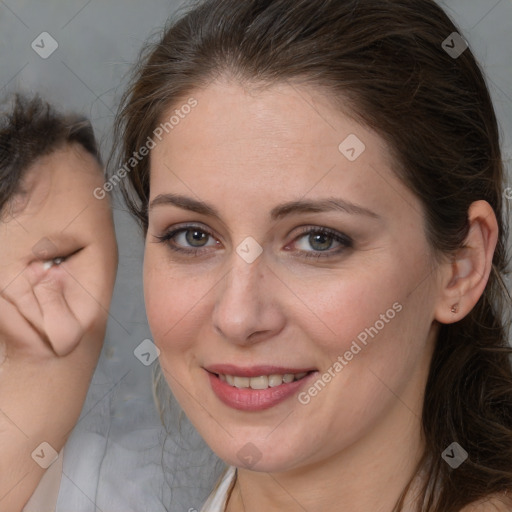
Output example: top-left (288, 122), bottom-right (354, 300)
top-left (158, 80), bottom-right (374, 155)
top-left (148, 81), bottom-right (416, 221)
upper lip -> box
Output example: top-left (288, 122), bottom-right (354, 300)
top-left (205, 364), bottom-right (317, 378)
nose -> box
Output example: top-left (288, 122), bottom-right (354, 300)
top-left (212, 252), bottom-right (286, 346)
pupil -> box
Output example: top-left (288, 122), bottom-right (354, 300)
top-left (186, 229), bottom-right (207, 247)
top-left (310, 233), bottom-right (332, 251)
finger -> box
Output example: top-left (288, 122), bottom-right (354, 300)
top-left (32, 271), bottom-right (83, 357)
top-left (1, 261), bottom-right (84, 357)
top-left (0, 291), bottom-right (48, 356)
top-left (0, 268), bottom-right (51, 351)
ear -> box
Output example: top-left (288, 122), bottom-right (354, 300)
top-left (434, 200), bottom-right (498, 325)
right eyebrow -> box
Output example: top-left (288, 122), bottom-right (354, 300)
top-left (148, 193), bottom-right (222, 220)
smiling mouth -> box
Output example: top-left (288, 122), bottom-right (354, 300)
top-left (215, 372), bottom-right (311, 390)
top-left (207, 368), bottom-right (317, 410)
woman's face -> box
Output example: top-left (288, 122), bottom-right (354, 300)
top-left (145, 81), bottom-right (444, 472)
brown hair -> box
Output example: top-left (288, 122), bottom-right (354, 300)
top-left (0, 93), bottom-right (101, 217)
top-left (114, 0), bottom-right (512, 510)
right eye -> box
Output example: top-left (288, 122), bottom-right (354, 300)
top-left (155, 225), bottom-right (220, 255)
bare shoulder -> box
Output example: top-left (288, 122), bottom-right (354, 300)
top-left (460, 493), bottom-right (512, 512)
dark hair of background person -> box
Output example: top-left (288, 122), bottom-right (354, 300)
top-left (0, 94), bottom-right (101, 217)
top-left (113, 0), bottom-right (512, 510)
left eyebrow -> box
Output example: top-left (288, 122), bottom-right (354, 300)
top-left (270, 198), bottom-right (381, 221)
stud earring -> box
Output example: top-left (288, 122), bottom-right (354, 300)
top-left (451, 303), bottom-right (459, 314)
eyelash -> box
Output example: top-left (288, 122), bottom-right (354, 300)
top-left (41, 247), bottom-right (84, 263)
top-left (154, 224), bottom-right (217, 257)
top-left (291, 226), bottom-right (353, 260)
top-left (154, 224), bottom-right (353, 259)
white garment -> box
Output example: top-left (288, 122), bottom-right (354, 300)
top-left (200, 467), bottom-right (236, 512)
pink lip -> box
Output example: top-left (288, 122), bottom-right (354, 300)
top-left (205, 366), bottom-right (317, 412)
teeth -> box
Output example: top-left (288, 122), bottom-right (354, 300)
top-left (233, 376), bottom-right (250, 388)
top-left (268, 374), bottom-right (283, 387)
top-left (220, 372), bottom-right (309, 389)
top-left (249, 376), bottom-right (268, 390)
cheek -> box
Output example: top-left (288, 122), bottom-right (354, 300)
top-left (311, 278), bottom-right (434, 412)
top-left (143, 250), bottom-right (209, 353)
top-left (287, 266), bottom-right (405, 356)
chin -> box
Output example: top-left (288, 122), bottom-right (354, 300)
top-left (208, 437), bottom-right (307, 474)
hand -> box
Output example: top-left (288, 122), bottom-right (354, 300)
top-left (0, 144), bottom-right (118, 512)
top-left (0, 255), bottom-right (84, 359)
top-left (0, 227), bottom-right (115, 361)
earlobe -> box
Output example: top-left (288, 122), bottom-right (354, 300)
top-left (434, 200), bottom-right (498, 325)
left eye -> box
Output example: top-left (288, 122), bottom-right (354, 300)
top-left (292, 229), bottom-right (352, 254)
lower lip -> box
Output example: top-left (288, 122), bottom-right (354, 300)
top-left (207, 371), bottom-right (315, 411)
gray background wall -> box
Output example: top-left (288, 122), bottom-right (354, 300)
top-left (0, 1), bottom-right (511, 511)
